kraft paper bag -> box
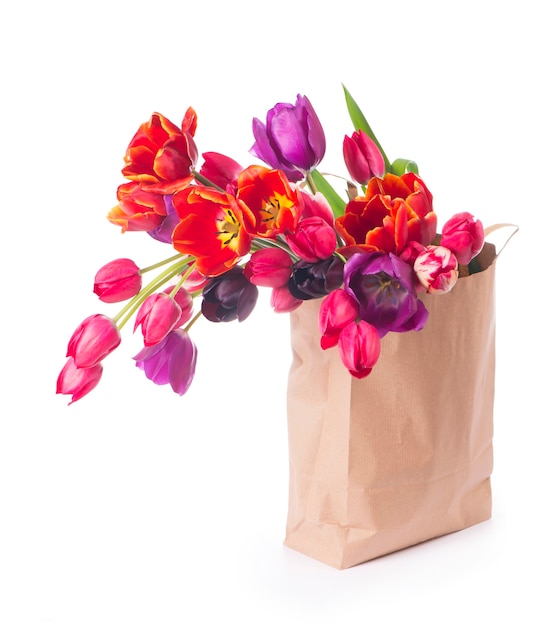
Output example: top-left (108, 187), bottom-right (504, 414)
top-left (285, 233), bottom-right (511, 569)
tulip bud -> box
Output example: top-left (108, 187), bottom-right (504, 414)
top-left (318, 289), bottom-right (359, 349)
top-left (163, 286), bottom-right (194, 327)
top-left (56, 357), bottom-right (103, 405)
top-left (202, 266), bottom-right (258, 322)
top-left (134, 293), bottom-right (182, 346)
top-left (66, 314), bottom-right (121, 368)
top-left (337, 320), bottom-right (381, 379)
top-left (343, 130), bottom-right (385, 184)
top-left (440, 212), bottom-right (484, 265)
top-left (270, 285), bottom-right (303, 313)
top-left (94, 258), bottom-right (142, 303)
top-left (414, 245), bottom-right (458, 294)
top-left (285, 216), bottom-right (337, 262)
top-left (244, 248), bottom-right (293, 288)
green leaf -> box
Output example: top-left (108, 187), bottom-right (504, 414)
top-left (310, 170), bottom-right (347, 219)
top-left (342, 84), bottom-right (391, 170)
top-left (390, 158), bottom-right (419, 175)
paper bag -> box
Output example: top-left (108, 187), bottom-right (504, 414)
top-left (285, 236), bottom-right (507, 569)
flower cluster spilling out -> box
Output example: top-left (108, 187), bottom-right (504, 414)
top-left (57, 88), bottom-right (485, 403)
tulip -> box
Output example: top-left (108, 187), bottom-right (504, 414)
top-left (93, 258), bottom-right (142, 303)
top-left (440, 211), bottom-right (484, 265)
top-left (163, 286), bottom-right (194, 327)
top-left (66, 314), bottom-right (121, 368)
top-left (236, 165), bottom-right (301, 238)
top-left (134, 330), bottom-right (197, 396)
top-left (337, 320), bottom-right (381, 379)
top-left (298, 189), bottom-right (335, 225)
top-left (199, 151), bottom-right (243, 191)
top-left (250, 94), bottom-right (326, 182)
top-left (344, 252), bottom-right (428, 337)
top-left (288, 256), bottom-right (344, 300)
top-left (172, 186), bottom-right (252, 277)
top-left (108, 182), bottom-right (167, 233)
top-left (414, 245), bottom-right (458, 294)
top-left (121, 109), bottom-right (198, 194)
top-left (134, 292), bottom-right (182, 346)
top-left (148, 196), bottom-right (180, 244)
top-left (336, 172), bottom-right (437, 255)
top-left (343, 130), bottom-right (385, 184)
top-left (270, 285), bottom-right (303, 313)
top-left (244, 248), bottom-right (293, 288)
top-left (56, 357), bottom-right (103, 405)
top-left (285, 216), bottom-right (337, 262)
top-left (318, 289), bottom-right (360, 349)
top-left (202, 266), bottom-right (258, 322)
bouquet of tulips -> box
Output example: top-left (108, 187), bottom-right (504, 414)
top-left (56, 87), bottom-right (485, 404)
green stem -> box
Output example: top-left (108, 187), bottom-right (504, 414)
top-left (114, 258), bottom-right (191, 328)
top-left (192, 169), bottom-right (225, 192)
top-left (140, 253), bottom-right (186, 274)
top-left (305, 171), bottom-right (318, 194)
top-left (184, 309), bottom-right (203, 333)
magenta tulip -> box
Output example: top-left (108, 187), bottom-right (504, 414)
top-left (66, 314), bottom-right (121, 368)
top-left (343, 130), bottom-right (385, 184)
top-left (270, 285), bottom-right (303, 313)
top-left (318, 289), bottom-right (359, 349)
top-left (134, 292), bottom-right (182, 346)
top-left (56, 357), bottom-right (103, 405)
top-left (244, 248), bottom-right (293, 288)
top-left (440, 211), bottom-right (484, 265)
top-left (337, 320), bottom-right (381, 379)
top-left (93, 258), bottom-right (142, 303)
top-left (285, 216), bottom-right (337, 262)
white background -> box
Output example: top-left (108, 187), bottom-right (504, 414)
top-left (1, 1), bottom-right (555, 624)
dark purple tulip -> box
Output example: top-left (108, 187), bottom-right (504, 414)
top-left (133, 329), bottom-right (197, 395)
top-left (344, 252), bottom-right (428, 337)
top-left (202, 266), bottom-right (258, 322)
top-left (288, 256), bottom-right (344, 300)
top-left (249, 94), bottom-right (326, 182)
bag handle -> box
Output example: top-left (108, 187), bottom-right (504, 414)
top-left (483, 223), bottom-right (519, 258)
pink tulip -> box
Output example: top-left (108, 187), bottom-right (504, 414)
top-left (414, 245), bottom-right (458, 294)
top-left (134, 293), bottom-right (182, 346)
top-left (440, 211), bottom-right (484, 265)
top-left (318, 289), bottom-right (359, 349)
top-left (93, 258), bottom-right (142, 303)
top-left (298, 190), bottom-right (334, 225)
top-left (67, 314), bottom-right (121, 368)
top-left (244, 248), bottom-right (293, 288)
top-left (163, 286), bottom-right (194, 327)
top-left (343, 130), bottom-right (385, 184)
top-left (337, 320), bottom-right (381, 379)
top-left (285, 216), bottom-right (337, 262)
top-left (270, 285), bottom-right (302, 313)
top-left (56, 357), bottom-right (103, 405)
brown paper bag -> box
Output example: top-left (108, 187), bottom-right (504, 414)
top-left (285, 229), bottom-right (514, 569)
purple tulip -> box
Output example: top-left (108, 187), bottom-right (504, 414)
top-left (288, 256), bottom-right (344, 300)
top-left (249, 94), bottom-right (326, 182)
top-left (344, 252), bottom-right (428, 337)
top-left (133, 330), bottom-right (197, 395)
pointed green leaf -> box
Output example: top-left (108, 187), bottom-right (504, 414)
top-left (342, 84), bottom-right (390, 170)
top-left (310, 170), bottom-right (347, 219)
